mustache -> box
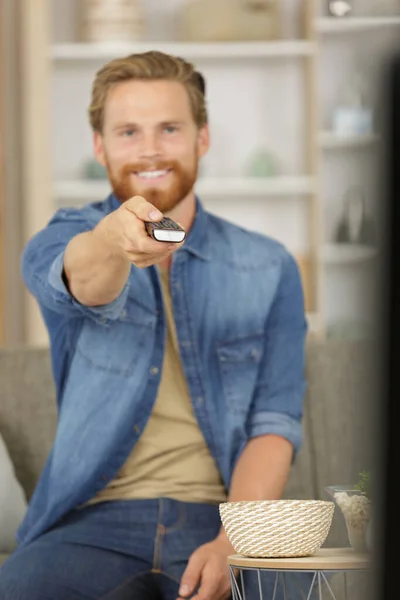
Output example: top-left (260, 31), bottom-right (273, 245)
top-left (120, 161), bottom-right (179, 175)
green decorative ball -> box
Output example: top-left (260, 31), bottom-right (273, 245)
top-left (84, 160), bottom-right (108, 180)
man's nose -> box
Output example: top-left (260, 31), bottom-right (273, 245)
top-left (139, 132), bottom-right (162, 159)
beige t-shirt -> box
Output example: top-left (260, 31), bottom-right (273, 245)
top-left (88, 265), bottom-right (227, 505)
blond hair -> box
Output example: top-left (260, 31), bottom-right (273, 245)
top-left (88, 50), bottom-right (207, 133)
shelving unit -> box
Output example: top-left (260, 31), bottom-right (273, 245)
top-left (313, 9), bottom-right (398, 334)
top-left (20, 0), bottom-right (400, 344)
top-left (46, 2), bottom-right (325, 337)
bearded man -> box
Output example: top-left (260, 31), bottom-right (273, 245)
top-left (0, 51), bottom-right (312, 600)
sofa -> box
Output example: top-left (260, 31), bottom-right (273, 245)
top-left (0, 340), bottom-right (376, 598)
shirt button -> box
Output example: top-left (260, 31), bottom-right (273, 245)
top-left (134, 425), bottom-right (141, 435)
top-left (121, 309), bottom-right (127, 318)
top-left (197, 396), bottom-right (204, 404)
top-left (101, 475), bottom-right (107, 482)
top-left (150, 366), bottom-right (159, 375)
top-left (100, 317), bottom-right (108, 324)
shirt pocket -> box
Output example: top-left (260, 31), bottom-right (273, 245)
top-left (216, 333), bottom-right (264, 416)
top-left (76, 298), bottom-right (156, 376)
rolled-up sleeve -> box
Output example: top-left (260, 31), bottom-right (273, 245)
top-left (21, 207), bottom-right (129, 323)
top-left (246, 250), bottom-right (308, 457)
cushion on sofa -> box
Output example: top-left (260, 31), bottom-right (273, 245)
top-left (0, 433), bottom-right (27, 553)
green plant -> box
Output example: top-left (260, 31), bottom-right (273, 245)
top-left (354, 470), bottom-right (371, 499)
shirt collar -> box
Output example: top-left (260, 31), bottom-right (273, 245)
top-left (108, 193), bottom-right (210, 261)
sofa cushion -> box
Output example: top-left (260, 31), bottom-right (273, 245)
top-left (0, 347), bottom-right (57, 500)
top-left (0, 433), bottom-right (27, 553)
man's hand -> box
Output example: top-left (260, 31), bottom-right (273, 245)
top-left (177, 537), bottom-right (236, 600)
top-left (94, 195), bottom-right (184, 269)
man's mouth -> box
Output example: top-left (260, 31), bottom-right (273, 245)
top-left (134, 169), bottom-right (171, 181)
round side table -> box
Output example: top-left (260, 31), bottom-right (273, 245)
top-left (228, 547), bottom-right (370, 600)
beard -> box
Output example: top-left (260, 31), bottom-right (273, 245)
top-left (106, 155), bottom-right (199, 213)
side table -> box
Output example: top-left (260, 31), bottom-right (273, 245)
top-left (227, 547), bottom-right (370, 600)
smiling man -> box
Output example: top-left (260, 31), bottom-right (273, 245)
top-left (0, 52), bottom-right (311, 600)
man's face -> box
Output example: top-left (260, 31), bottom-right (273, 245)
top-left (93, 78), bottom-right (209, 212)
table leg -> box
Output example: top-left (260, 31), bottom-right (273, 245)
top-left (240, 570), bottom-right (247, 600)
top-left (282, 573), bottom-right (288, 600)
top-left (229, 566), bottom-right (242, 600)
top-left (257, 569), bottom-right (263, 600)
top-left (321, 571), bottom-right (339, 600)
top-left (305, 572), bottom-right (318, 600)
top-left (271, 571), bottom-right (280, 600)
top-left (318, 572), bottom-right (323, 600)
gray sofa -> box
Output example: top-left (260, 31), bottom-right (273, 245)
top-left (0, 340), bottom-right (375, 598)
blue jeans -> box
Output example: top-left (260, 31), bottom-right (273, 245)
top-left (0, 498), bottom-right (315, 599)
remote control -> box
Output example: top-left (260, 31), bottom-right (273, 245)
top-left (145, 216), bottom-right (186, 243)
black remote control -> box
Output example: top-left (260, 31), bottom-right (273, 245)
top-left (145, 216), bottom-right (186, 243)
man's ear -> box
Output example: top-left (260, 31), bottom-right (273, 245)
top-left (197, 124), bottom-right (210, 159)
top-left (93, 131), bottom-right (106, 166)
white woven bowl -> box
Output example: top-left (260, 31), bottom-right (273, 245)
top-left (219, 499), bottom-right (335, 558)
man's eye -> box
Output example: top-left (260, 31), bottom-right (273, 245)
top-left (164, 126), bottom-right (177, 134)
top-left (123, 130), bottom-right (135, 137)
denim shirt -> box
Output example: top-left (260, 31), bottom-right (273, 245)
top-left (18, 194), bottom-right (307, 546)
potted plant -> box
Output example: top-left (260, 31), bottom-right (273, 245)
top-left (325, 470), bottom-right (372, 553)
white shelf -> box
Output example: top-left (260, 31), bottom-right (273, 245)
top-left (322, 244), bottom-right (378, 264)
top-left (316, 16), bottom-right (400, 33)
top-left (54, 180), bottom-right (110, 202)
top-left (318, 131), bottom-right (380, 148)
top-left (196, 176), bottom-right (316, 196)
top-left (53, 177), bottom-right (316, 203)
top-left (51, 40), bottom-right (316, 61)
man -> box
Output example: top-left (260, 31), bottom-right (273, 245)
top-left (0, 51), bottom-right (309, 599)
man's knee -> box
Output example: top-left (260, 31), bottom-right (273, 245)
top-left (0, 545), bottom-right (79, 600)
top-left (0, 558), bottom-right (50, 600)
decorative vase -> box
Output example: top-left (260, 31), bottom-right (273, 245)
top-left (332, 72), bottom-right (374, 135)
top-left (83, 159), bottom-right (108, 180)
top-left (245, 148), bottom-right (279, 177)
top-left (327, 0), bottom-right (353, 17)
top-left (325, 485), bottom-right (371, 553)
top-left (81, 0), bottom-right (147, 43)
top-left (335, 186), bottom-right (376, 246)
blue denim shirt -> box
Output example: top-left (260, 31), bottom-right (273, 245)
top-left (18, 194), bottom-right (307, 546)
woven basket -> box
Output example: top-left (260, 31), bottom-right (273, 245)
top-left (219, 499), bottom-right (335, 558)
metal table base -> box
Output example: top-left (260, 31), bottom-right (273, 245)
top-left (227, 548), bottom-right (369, 600)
